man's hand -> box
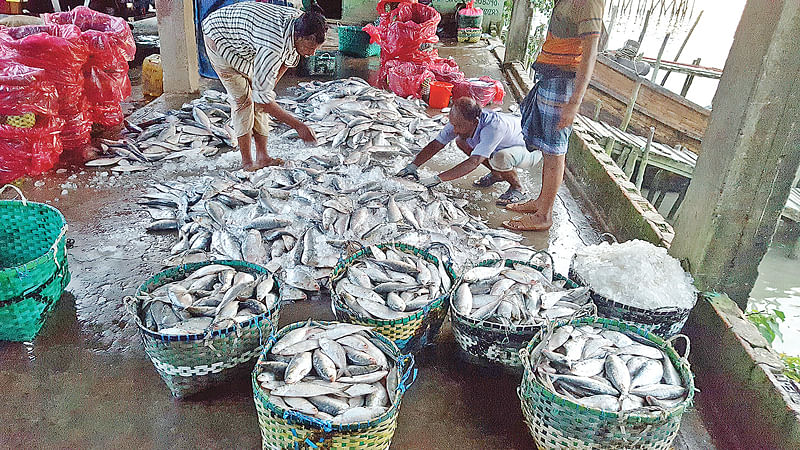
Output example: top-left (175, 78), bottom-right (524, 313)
top-left (396, 163), bottom-right (419, 180)
top-left (558, 102), bottom-right (580, 129)
top-left (419, 175), bottom-right (442, 188)
top-left (296, 123), bottom-right (317, 144)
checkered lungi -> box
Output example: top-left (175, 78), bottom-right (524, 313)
top-left (520, 74), bottom-right (576, 155)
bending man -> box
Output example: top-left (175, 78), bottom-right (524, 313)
top-left (203, 2), bottom-right (324, 170)
top-left (397, 97), bottom-right (542, 206)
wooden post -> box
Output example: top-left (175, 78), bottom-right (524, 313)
top-left (503, 0), bottom-right (533, 66)
top-left (601, 4), bottom-right (619, 51)
top-left (623, 146), bottom-right (640, 179)
top-left (156, 0), bottom-right (200, 93)
top-left (637, 8), bottom-right (652, 45)
top-left (615, 145), bottom-right (632, 166)
top-left (593, 99), bottom-right (603, 121)
top-left (650, 33), bottom-right (670, 82)
top-left (661, 10), bottom-right (704, 86)
top-left (680, 57), bottom-right (701, 97)
top-left (636, 127), bottom-right (655, 190)
top-left (620, 77), bottom-right (643, 132)
top-left (604, 137), bottom-right (616, 156)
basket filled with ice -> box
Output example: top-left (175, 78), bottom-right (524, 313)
top-left (569, 239), bottom-right (698, 338)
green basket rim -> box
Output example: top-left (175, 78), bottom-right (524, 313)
top-left (450, 258), bottom-right (581, 332)
top-left (252, 319), bottom-right (412, 433)
top-left (0, 199), bottom-right (68, 275)
top-left (329, 242), bottom-right (456, 326)
top-left (520, 316), bottom-right (696, 423)
top-left (130, 259), bottom-right (281, 342)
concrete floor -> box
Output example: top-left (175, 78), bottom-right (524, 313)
top-left (0, 38), bottom-right (719, 448)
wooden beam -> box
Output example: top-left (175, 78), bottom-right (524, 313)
top-left (681, 58), bottom-right (701, 97)
top-left (636, 127), bottom-right (656, 190)
top-left (620, 77), bottom-right (644, 132)
top-left (503, 1), bottom-right (533, 65)
top-left (623, 146), bottom-right (640, 179)
top-left (650, 33), bottom-right (670, 83)
top-left (593, 99), bottom-right (603, 121)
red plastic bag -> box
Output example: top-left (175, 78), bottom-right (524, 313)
top-left (427, 58), bottom-right (465, 84)
top-left (61, 110), bottom-right (92, 150)
top-left (0, 115), bottom-right (64, 184)
top-left (0, 24), bottom-right (89, 85)
top-left (90, 102), bottom-right (124, 127)
top-left (452, 76), bottom-right (505, 106)
top-left (85, 63), bottom-right (131, 103)
top-left (459, 1), bottom-right (483, 16)
top-left (43, 6), bottom-right (136, 61)
top-left (0, 60), bottom-right (59, 116)
top-left (364, 0), bottom-right (440, 60)
top-left (387, 62), bottom-right (434, 98)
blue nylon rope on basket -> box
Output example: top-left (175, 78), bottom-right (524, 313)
top-left (304, 438), bottom-right (318, 448)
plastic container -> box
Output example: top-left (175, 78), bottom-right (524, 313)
top-left (142, 54), bottom-right (163, 97)
top-left (458, 27), bottom-right (482, 43)
top-left (428, 81), bottom-right (453, 109)
top-left (338, 25), bottom-right (380, 58)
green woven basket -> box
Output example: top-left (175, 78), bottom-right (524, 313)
top-left (0, 185), bottom-right (70, 342)
top-left (252, 320), bottom-right (416, 450)
top-left (330, 242), bottom-right (457, 353)
top-left (450, 258), bottom-right (583, 369)
top-left (338, 25), bottom-right (380, 58)
top-left (125, 260), bottom-right (281, 399)
top-left (518, 317), bottom-right (695, 449)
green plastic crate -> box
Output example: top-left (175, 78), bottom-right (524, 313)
top-left (338, 25), bottom-right (380, 58)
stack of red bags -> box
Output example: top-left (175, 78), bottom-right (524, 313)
top-left (44, 6), bottom-right (136, 128)
top-left (0, 60), bottom-right (63, 183)
top-left (0, 23), bottom-right (90, 153)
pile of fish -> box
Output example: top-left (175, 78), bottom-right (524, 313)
top-left (257, 321), bottom-right (398, 424)
top-left (451, 260), bottom-right (591, 327)
top-left (277, 77), bottom-right (448, 161)
top-left (136, 78), bottom-right (543, 301)
top-left (531, 324), bottom-right (689, 412)
top-left (86, 90), bottom-right (236, 171)
top-left (136, 264), bottom-right (278, 335)
top-left (332, 245), bottom-right (452, 321)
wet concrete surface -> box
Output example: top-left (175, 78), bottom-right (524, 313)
top-left (1, 39), bottom-right (718, 448)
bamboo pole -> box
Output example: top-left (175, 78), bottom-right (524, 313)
top-left (636, 127), bottom-right (655, 190)
top-left (650, 33), bottom-right (671, 82)
top-left (637, 8), bottom-right (652, 44)
top-left (621, 76), bottom-right (644, 132)
top-left (601, 4), bottom-right (620, 51)
top-left (661, 10), bottom-right (704, 85)
top-left (681, 57), bottom-right (701, 96)
top-left (594, 99), bottom-right (603, 121)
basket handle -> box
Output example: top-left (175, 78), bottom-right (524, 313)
top-left (425, 241), bottom-right (452, 265)
top-left (528, 250), bottom-right (554, 282)
top-left (398, 353), bottom-right (417, 393)
top-left (600, 232), bottom-right (619, 244)
top-left (0, 184), bottom-right (27, 205)
top-left (667, 333), bottom-right (691, 360)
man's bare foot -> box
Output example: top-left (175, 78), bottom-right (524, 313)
top-left (502, 212), bottom-right (553, 232)
top-left (506, 199), bottom-right (539, 213)
top-left (243, 162), bottom-right (259, 172)
top-left (258, 156), bottom-right (284, 167)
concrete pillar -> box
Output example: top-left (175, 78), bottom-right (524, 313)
top-left (669, 0), bottom-right (800, 309)
top-left (503, 0), bottom-right (533, 66)
top-left (156, 0), bottom-right (200, 94)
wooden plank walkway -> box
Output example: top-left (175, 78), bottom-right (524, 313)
top-left (783, 187), bottom-right (800, 223)
top-left (574, 115), bottom-right (697, 178)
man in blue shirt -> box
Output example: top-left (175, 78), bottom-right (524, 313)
top-left (396, 97), bottom-right (542, 206)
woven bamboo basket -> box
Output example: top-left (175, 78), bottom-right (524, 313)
top-left (0, 185), bottom-right (70, 342)
top-left (252, 320), bottom-right (416, 450)
top-left (450, 257), bottom-right (583, 369)
top-left (568, 268), bottom-right (693, 339)
top-left (330, 242), bottom-right (457, 353)
top-left (125, 260), bottom-right (281, 398)
top-left (518, 317), bottom-right (695, 449)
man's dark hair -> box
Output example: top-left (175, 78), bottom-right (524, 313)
top-left (294, 1), bottom-right (327, 45)
top-left (453, 97), bottom-right (482, 122)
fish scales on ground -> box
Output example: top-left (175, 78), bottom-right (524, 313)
top-left (530, 324), bottom-right (690, 414)
top-left (257, 321), bottom-right (395, 425)
top-left (453, 258), bottom-right (590, 327)
top-left (137, 264), bottom-right (278, 336)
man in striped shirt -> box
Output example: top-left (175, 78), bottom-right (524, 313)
top-left (203, 2), bottom-right (326, 170)
top-left (504, 0), bottom-right (605, 231)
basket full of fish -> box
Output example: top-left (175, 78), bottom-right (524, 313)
top-left (330, 242), bottom-right (456, 353)
top-left (569, 239), bottom-right (699, 338)
top-left (450, 256), bottom-right (591, 368)
top-left (124, 260), bottom-right (281, 398)
top-left (252, 320), bottom-right (416, 449)
top-left (518, 316), bottom-right (695, 449)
